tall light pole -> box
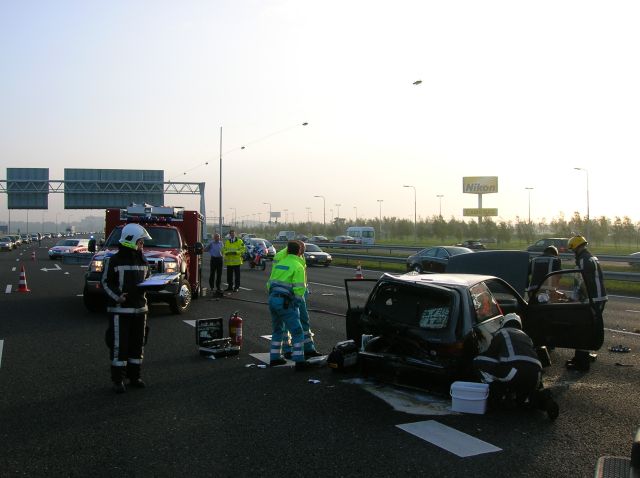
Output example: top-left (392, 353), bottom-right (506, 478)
top-left (283, 208), bottom-right (288, 223)
top-left (436, 194), bottom-right (444, 219)
top-left (305, 207), bottom-right (311, 222)
top-left (525, 187), bottom-right (534, 224)
top-left (229, 207), bottom-right (236, 227)
top-left (263, 202), bottom-right (272, 224)
top-left (377, 199), bottom-right (383, 238)
top-left (313, 195), bottom-right (326, 229)
top-left (403, 185), bottom-right (417, 242)
top-left (55, 212), bottom-right (60, 234)
top-left (353, 206), bottom-right (357, 222)
top-left (335, 204), bottom-right (341, 222)
top-left (574, 167), bottom-right (590, 238)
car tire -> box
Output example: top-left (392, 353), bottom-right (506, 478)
top-left (169, 279), bottom-right (192, 314)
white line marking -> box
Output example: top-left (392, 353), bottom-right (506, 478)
top-left (5, 285), bottom-right (11, 294)
top-left (605, 327), bottom-right (640, 337)
top-left (0, 340), bottom-right (3, 368)
top-left (76, 294), bottom-right (83, 297)
top-left (308, 281), bottom-right (344, 289)
top-left (238, 286), bottom-right (252, 291)
top-left (625, 310), bottom-right (640, 313)
top-left (397, 420), bottom-right (502, 457)
top-left (11, 267), bottom-right (16, 272)
top-left (261, 335), bottom-right (272, 340)
top-left (183, 320), bottom-right (197, 327)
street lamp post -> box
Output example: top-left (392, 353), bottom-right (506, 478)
top-left (377, 199), bottom-right (383, 238)
top-left (574, 167), bottom-right (590, 238)
top-left (263, 202), bottom-right (272, 224)
top-left (305, 207), bottom-right (311, 222)
top-left (335, 204), bottom-right (341, 222)
top-left (436, 194), bottom-right (444, 219)
top-left (313, 195), bottom-right (326, 229)
top-left (283, 209), bottom-right (288, 223)
top-left (403, 185), bottom-right (417, 242)
top-left (353, 206), bottom-right (357, 222)
top-left (229, 207), bottom-right (237, 227)
top-left (525, 187), bottom-right (534, 224)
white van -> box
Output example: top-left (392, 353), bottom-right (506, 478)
top-left (275, 231), bottom-right (296, 241)
top-left (346, 226), bottom-right (375, 245)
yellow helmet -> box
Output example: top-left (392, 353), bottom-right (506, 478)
top-left (568, 235), bottom-right (587, 251)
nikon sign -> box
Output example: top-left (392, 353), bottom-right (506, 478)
top-left (463, 176), bottom-right (498, 194)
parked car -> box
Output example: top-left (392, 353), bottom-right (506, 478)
top-left (308, 235), bottom-right (329, 243)
top-left (345, 254), bottom-right (603, 386)
top-left (527, 238), bottom-right (569, 254)
top-left (10, 235), bottom-right (22, 247)
top-left (334, 235), bottom-right (357, 244)
top-left (0, 236), bottom-right (15, 251)
top-left (20, 234), bottom-right (31, 244)
top-left (244, 238), bottom-right (276, 261)
top-left (303, 243), bottom-right (332, 267)
top-left (48, 238), bottom-right (90, 259)
top-left (455, 240), bottom-right (486, 250)
top-left (294, 234), bottom-right (309, 242)
top-left (406, 246), bottom-right (473, 273)
top-left (629, 252), bottom-right (640, 270)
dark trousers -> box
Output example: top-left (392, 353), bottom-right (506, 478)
top-left (106, 313), bottom-right (147, 382)
top-left (209, 257), bottom-right (223, 290)
top-left (227, 265), bottom-right (241, 289)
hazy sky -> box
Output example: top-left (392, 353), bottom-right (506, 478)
top-left (1, 1), bottom-right (639, 227)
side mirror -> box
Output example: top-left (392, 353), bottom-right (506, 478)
top-left (194, 242), bottom-right (204, 255)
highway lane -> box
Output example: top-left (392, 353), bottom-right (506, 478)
top-left (0, 247), bottom-right (639, 477)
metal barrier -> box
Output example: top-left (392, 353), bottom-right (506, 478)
top-left (62, 252), bottom-right (94, 265)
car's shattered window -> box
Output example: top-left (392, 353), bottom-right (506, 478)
top-left (370, 283), bottom-right (452, 329)
top-left (470, 282), bottom-right (501, 324)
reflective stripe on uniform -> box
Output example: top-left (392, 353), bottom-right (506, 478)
top-left (112, 314), bottom-right (121, 365)
top-left (107, 306), bottom-right (148, 314)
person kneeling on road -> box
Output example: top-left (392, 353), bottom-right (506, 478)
top-left (266, 241), bottom-right (313, 371)
top-left (473, 313), bottom-right (559, 420)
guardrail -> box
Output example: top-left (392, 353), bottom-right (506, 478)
top-left (61, 252), bottom-right (94, 265)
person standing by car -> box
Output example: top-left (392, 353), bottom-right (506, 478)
top-left (223, 229), bottom-right (245, 292)
top-left (102, 223), bottom-right (151, 394)
top-left (473, 314), bottom-right (559, 420)
top-left (266, 241), bottom-right (310, 370)
top-left (527, 245), bottom-right (562, 294)
top-left (205, 233), bottom-right (224, 294)
top-left (565, 235), bottom-right (607, 371)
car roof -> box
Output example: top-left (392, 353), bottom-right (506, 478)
top-left (381, 272), bottom-right (497, 288)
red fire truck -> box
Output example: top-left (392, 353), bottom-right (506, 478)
top-left (83, 204), bottom-right (204, 314)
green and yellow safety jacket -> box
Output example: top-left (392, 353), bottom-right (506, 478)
top-left (266, 253), bottom-right (306, 299)
top-left (223, 237), bottom-right (246, 266)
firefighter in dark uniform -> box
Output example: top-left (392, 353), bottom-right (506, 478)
top-left (473, 313), bottom-right (559, 420)
top-left (102, 223), bottom-right (152, 393)
top-left (527, 245), bottom-right (562, 294)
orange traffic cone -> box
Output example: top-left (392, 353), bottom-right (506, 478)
top-left (18, 265), bottom-right (31, 292)
top-left (355, 262), bottom-right (364, 280)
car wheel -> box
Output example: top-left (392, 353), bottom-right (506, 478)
top-left (412, 264), bottom-right (423, 273)
top-left (169, 279), bottom-right (192, 314)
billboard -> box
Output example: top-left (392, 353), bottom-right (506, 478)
top-left (463, 176), bottom-right (498, 194)
top-left (463, 208), bottom-right (498, 217)
top-left (64, 169), bottom-right (164, 209)
top-left (7, 168), bottom-right (49, 209)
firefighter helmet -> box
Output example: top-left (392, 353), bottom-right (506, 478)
top-left (119, 223), bottom-right (152, 249)
top-left (502, 313), bottom-right (522, 329)
top-left (568, 235), bottom-right (587, 251)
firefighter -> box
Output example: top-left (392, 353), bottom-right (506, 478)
top-left (473, 313), bottom-right (559, 420)
top-left (102, 223), bottom-right (151, 393)
top-left (266, 241), bottom-right (310, 370)
top-left (527, 245), bottom-right (562, 294)
top-left (274, 241), bottom-right (322, 359)
top-left (223, 229), bottom-right (245, 292)
top-left (565, 235), bottom-right (607, 371)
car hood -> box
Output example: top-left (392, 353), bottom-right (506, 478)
top-left (446, 250), bottom-right (530, 296)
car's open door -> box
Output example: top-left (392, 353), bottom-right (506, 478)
top-left (524, 269), bottom-right (604, 350)
top-left (344, 278), bottom-right (378, 347)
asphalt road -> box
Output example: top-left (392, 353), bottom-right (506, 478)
top-left (1, 241), bottom-right (639, 477)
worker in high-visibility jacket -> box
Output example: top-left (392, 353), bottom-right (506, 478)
top-left (274, 242), bottom-right (321, 358)
top-left (266, 241), bottom-right (309, 370)
top-left (222, 229), bottom-right (246, 291)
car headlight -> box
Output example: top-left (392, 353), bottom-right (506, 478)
top-left (327, 255), bottom-right (332, 260)
top-left (164, 260), bottom-right (178, 274)
top-left (90, 259), bottom-right (104, 273)
top-left (308, 255), bottom-right (316, 259)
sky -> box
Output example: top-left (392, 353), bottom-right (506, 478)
top-left (1, 0), bottom-right (639, 228)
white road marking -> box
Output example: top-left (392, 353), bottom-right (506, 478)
top-left (11, 267), bottom-right (16, 272)
top-left (308, 281), bottom-right (343, 289)
top-left (40, 263), bottom-right (61, 272)
top-left (605, 327), bottom-right (640, 337)
top-left (0, 340), bottom-right (3, 368)
top-left (183, 320), bottom-right (197, 327)
top-left (396, 420), bottom-right (502, 457)
top-left (625, 310), bottom-right (640, 313)
top-left (261, 335), bottom-right (272, 340)
top-left (5, 285), bottom-right (11, 294)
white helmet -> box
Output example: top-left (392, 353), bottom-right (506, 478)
top-left (119, 223), bottom-right (152, 249)
top-left (502, 313), bottom-right (522, 329)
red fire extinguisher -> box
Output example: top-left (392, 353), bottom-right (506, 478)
top-left (229, 311), bottom-right (243, 347)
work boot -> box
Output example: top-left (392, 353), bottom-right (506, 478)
top-left (113, 381), bottom-right (126, 394)
top-left (270, 358), bottom-right (288, 367)
top-left (545, 398), bottom-right (560, 421)
top-left (129, 378), bottom-right (146, 388)
top-left (304, 350), bottom-right (323, 359)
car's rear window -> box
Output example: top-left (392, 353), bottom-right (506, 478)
top-left (369, 282), bottom-right (454, 330)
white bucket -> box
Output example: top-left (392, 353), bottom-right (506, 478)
top-left (450, 381), bottom-right (489, 414)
